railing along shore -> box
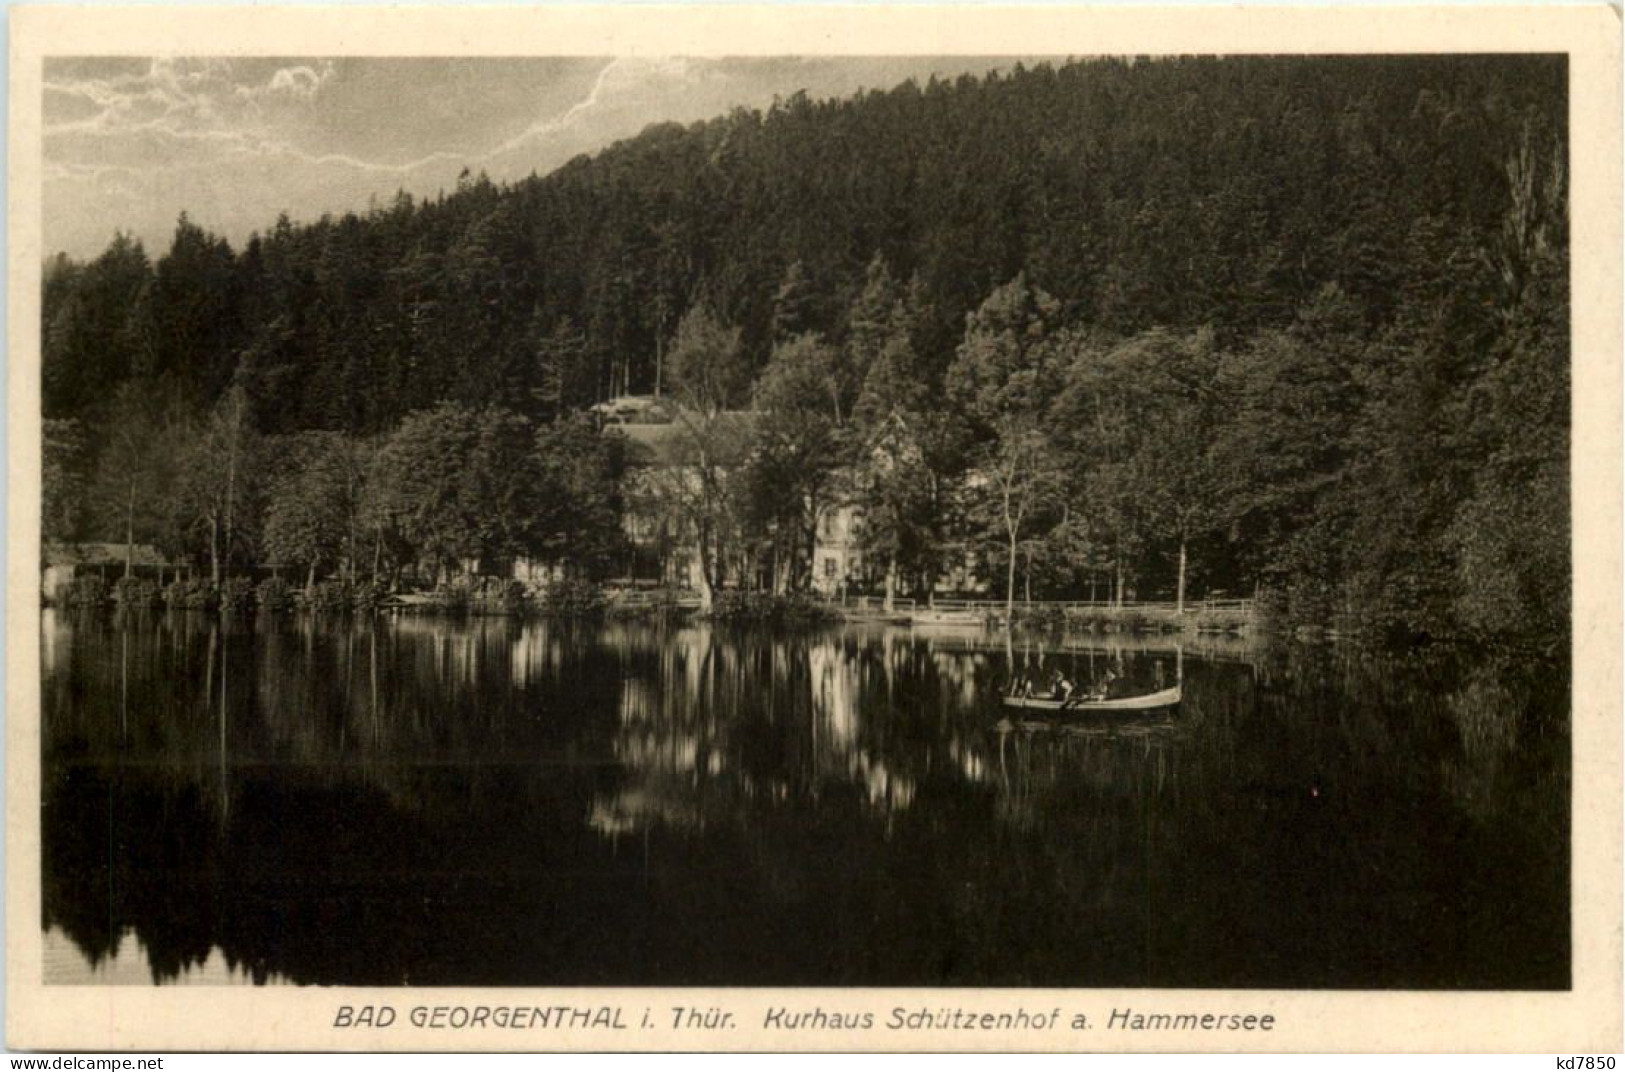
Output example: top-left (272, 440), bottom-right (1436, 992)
top-left (602, 589), bottom-right (1255, 619)
top-left (823, 595), bottom-right (1256, 617)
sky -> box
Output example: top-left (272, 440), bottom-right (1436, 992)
top-left (44, 56), bottom-right (1030, 260)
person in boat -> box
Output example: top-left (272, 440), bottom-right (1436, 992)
top-left (1088, 666), bottom-right (1119, 701)
top-left (1053, 670), bottom-right (1076, 703)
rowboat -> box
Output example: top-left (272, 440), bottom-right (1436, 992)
top-left (841, 610), bottom-right (913, 625)
top-left (1001, 684), bottom-right (1182, 712)
top-left (910, 610), bottom-right (986, 627)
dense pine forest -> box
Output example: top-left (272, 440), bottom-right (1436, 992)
top-left (42, 55), bottom-right (1568, 645)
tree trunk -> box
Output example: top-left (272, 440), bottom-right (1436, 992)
top-left (694, 525), bottom-right (716, 613)
top-left (223, 432), bottom-right (238, 580)
top-left (209, 515), bottom-right (221, 586)
top-left (204, 624), bottom-right (216, 710)
top-left (124, 482), bottom-right (136, 578)
top-left (1176, 537), bottom-right (1188, 616)
top-left (306, 560), bottom-right (318, 598)
top-left (773, 538), bottom-right (790, 596)
top-left (884, 554), bottom-right (897, 613)
top-left (1006, 530), bottom-right (1018, 624)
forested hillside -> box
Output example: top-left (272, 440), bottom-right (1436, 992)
top-left (42, 55), bottom-right (1568, 644)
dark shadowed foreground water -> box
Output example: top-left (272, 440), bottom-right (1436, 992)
top-left (40, 610), bottom-right (1569, 988)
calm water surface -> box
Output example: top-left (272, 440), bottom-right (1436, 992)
top-left (41, 610), bottom-right (1569, 988)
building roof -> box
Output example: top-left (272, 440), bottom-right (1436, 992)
top-left (44, 542), bottom-right (170, 567)
top-left (591, 394), bottom-right (679, 424)
top-left (606, 410), bottom-right (755, 467)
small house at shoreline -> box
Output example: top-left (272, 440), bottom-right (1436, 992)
top-left (42, 542), bottom-right (172, 603)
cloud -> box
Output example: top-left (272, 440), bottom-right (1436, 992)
top-left (480, 57), bottom-right (628, 160)
top-left (45, 58), bottom-right (445, 184)
top-left (480, 56), bottom-right (710, 165)
top-left (265, 64), bottom-right (331, 100)
top-left (44, 58), bottom-right (335, 144)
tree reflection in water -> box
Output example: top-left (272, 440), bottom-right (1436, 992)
top-left (41, 611), bottom-right (1567, 989)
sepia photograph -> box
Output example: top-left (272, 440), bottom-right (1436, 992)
top-left (7, 3), bottom-right (1621, 1055)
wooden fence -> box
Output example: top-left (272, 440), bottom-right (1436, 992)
top-left (606, 589), bottom-right (703, 609)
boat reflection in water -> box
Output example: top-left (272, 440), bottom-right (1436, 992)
top-left (41, 610), bottom-right (1568, 989)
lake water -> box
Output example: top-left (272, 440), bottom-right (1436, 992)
top-left (40, 610), bottom-right (1569, 988)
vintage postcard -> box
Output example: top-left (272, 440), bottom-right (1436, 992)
top-left (7, 3), bottom-right (1621, 1054)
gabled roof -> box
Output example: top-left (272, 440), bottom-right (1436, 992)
top-left (607, 410), bottom-right (755, 467)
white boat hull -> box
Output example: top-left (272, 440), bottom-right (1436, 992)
top-left (1001, 684), bottom-right (1182, 712)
